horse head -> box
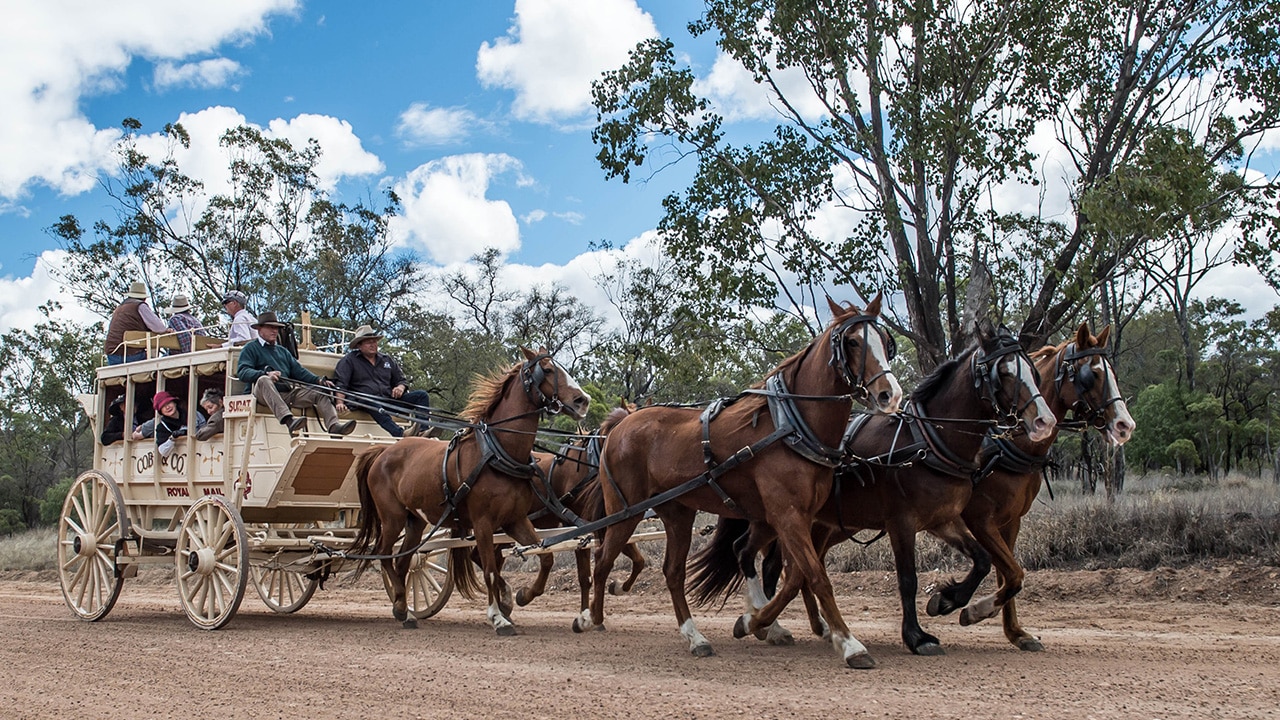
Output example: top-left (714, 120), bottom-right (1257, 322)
top-left (825, 293), bottom-right (903, 414)
top-left (972, 320), bottom-right (1056, 443)
top-left (519, 346), bottom-right (592, 421)
top-left (1054, 323), bottom-right (1135, 446)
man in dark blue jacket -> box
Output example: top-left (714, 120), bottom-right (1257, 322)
top-left (235, 311), bottom-right (355, 436)
top-left (334, 325), bottom-right (433, 438)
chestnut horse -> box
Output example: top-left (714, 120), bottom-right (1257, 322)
top-left (576, 296), bottom-right (903, 668)
top-left (923, 323), bottom-right (1135, 649)
top-left (688, 321), bottom-right (1056, 659)
top-left (350, 347), bottom-right (590, 635)
top-left (513, 404), bottom-right (646, 612)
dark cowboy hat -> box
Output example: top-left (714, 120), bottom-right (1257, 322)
top-left (251, 311), bottom-right (288, 329)
top-left (348, 324), bottom-right (383, 349)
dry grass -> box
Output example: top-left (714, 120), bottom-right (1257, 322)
top-left (0, 527), bottom-right (56, 572)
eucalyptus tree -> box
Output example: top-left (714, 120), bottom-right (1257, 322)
top-left (48, 119), bottom-right (420, 330)
top-left (593, 0), bottom-right (1066, 371)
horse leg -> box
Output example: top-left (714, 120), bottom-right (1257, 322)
top-left (392, 515), bottom-right (426, 628)
top-left (471, 520), bottom-right (516, 636)
top-left (760, 526), bottom-right (834, 641)
top-left (655, 505), bottom-right (714, 657)
top-left (375, 508), bottom-right (411, 626)
top-left (953, 515), bottom-right (1014, 628)
top-left (608, 543), bottom-right (646, 595)
top-left (737, 526), bottom-right (794, 646)
top-left (578, 515), bottom-right (643, 633)
top-left (925, 519), bottom-right (992, 618)
top-left (746, 512), bottom-right (875, 669)
top-left (994, 518), bottom-right (1042, 651)
top-left (887, 521), bottom-right (942, 655)
top-left (574, 547), bottom-right (594, 612)
top-left (515, 541), bottom-right (554, 607)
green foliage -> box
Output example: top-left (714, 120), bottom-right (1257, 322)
top-left (0, 509), bottom-right (23, 536)
top-left (40, 478), bottom-right (74, 527)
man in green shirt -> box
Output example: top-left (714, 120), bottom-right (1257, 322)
top-left (235, 311), bottom-right (355, 437)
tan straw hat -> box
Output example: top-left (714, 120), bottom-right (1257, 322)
top-left (167, 295), bottom-right (193, 314)
top-left (349, 325), bottom-right (383, 349)
top-left (126, 281), bottom-right (148, 300)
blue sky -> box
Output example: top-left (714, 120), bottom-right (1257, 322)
top-left (1, 0), bottom-right (1276, 334)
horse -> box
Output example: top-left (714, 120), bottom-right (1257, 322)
top-left (512, 403), bottom-right (646, 612)
top-left (576, 295), bottom-right (904, 668)
top-left (922, 323), bottom-right (1135, 650)
top-left (350, 347), bottom-right (591, 635)
top-left (687, 320), bottom-right (1056, 659)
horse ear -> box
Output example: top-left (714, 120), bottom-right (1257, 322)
top-left (826, 295), bottom-right (845, 319)
top-left (1095, 324), bottom-right (1111, 347)
top-left (973, 317), bottom-right (996, 342)
top-left (1075, 322), bottom-right (1091, 348)
top-left (865, 291), bottom-right (883, 317)
top-left (519, 346), bottom-right (536, 360)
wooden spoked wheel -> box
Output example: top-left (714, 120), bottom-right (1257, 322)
top-left (381, 547), bottom-right (453, 620)
top-left (176, 495), bottom-right (249, 630)
top-left (57, 470), bottom-right (129, 621)
top-left (251, 560), bottom-right (320, 614)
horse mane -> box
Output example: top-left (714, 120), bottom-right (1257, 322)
top-left (1029, 340), bottom-right (1067, 363)
top-left (910, 346), bottom-right (974, 404)
top-left (461, 362), bottom-right (521, 422)
top-left (599, 406), bottom-right (633, 435)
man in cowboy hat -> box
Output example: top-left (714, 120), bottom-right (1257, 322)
top-left (235, 311), bottom-right (355, 437)
top-left (164, 294), bottom-right (207, 354)
top-left (334, 325), bottom-right (433, 438)
top-left (220, 289), bottom-right (258, 347)
top-left (104, 281), bottom-right (169, 364)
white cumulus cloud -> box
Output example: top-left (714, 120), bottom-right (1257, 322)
top-left (476, 0), bottom-right (658, 124)
top-left (390, 154), bottom-right (528, 264)
top-left (396, 102), bottom-right (482, 146)
top-left (0, 0), bottom-right (297, 201)
top-left (153, 57), bottom-right (244, 92)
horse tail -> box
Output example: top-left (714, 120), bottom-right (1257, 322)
top-left (349, 445), bottom-right (390, 558)
top-left (448, 546), bottom-right (482, 600)
top-left (686, 516), bottom-right (750, 608)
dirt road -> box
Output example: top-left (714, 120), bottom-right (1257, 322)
top-left (2, 564), bottom-right (1278, 719)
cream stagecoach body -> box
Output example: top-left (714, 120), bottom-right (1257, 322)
top-left (57, 327), bottom-right (456, 630)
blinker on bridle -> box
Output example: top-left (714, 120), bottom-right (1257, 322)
top-left (1055, 343), bottom-right (1123, 428)
top-left (972, 328), bottom-right (1043, 431)
top-left (521, 353), bottom-right (566, 415)
top-left (829, 314), bottom-right (896, 397)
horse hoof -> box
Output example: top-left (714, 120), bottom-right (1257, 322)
top-left (766, 630), bottom-right (795, 647)
top-left (732, 615), bottom-right (750, 640)
top-left (926, 593), bottom-right (951, 617)
top-left (607, 580), bottom-right (620, 596)
top-left (691, 643), bottom-right (716, 658)
top-left (846, 652), bottom-right (877, 669)
top-left (392, 607), bottom-right (408, 623)
top-left (571, 617), bottom-right (585, 634)
top-left (752, 626), bottom-right (769, 641)
top-left (515, 589), bottom-right (531, 607)
top-left (496, 625), bottom-right (517, 637)
top-left (959, 607), bottom-right (982, 626)
top-left (401, 619), bottom-right (418, 630)
top-left (913, 642), bottom-right (945, 656)
top-left (1016, 637), bottom-right (1044, 652)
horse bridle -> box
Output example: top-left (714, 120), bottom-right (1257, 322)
top-left (972, 328), bottom-right (1044, 432)
top-left (828, 314), bottom-right (896, 399)
top-left (521, 353), bottom-right (569, 415)
top-left (1054, 343), bottom-right (1123, 430)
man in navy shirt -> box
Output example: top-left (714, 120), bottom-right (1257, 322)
top-left (334, 325), bottom-right (433, 438)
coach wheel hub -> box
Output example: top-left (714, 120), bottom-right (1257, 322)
top-left (188, 547), bottom-right (217, 576)
top-left (74, 532), bottom-right (97, 558)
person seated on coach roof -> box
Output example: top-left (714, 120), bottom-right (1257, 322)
top-left (234, 311), bottom-right (355, 437)
top-left (164, 294), bottom-right (208, 354)
top-left (104, 281), bottom-right (169, 365)
top-left (334, 325), bottom-right (433, 438)
top-left (220, 290), bottom-right (259, 347)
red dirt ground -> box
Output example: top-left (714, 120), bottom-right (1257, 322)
top-left (2, 563), bottom-right (1278, 719)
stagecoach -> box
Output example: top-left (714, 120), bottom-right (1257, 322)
top-left (57, 329), bottom-right (427, 629)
